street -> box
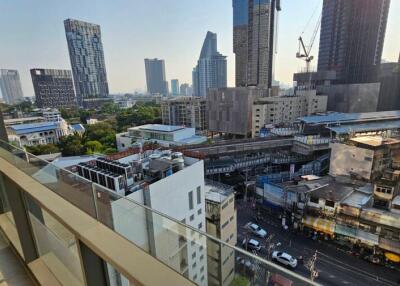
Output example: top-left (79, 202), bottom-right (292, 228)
top-left (236, 199), bottom-right (400, 286)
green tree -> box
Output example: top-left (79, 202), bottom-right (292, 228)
top-left (100, 102), bottom-right (120, 114)
top-left (25, 143), bottom-right (60, 155)
top-left (84, 140), bottom-right (103, 154)
top-left (58, 134), bottom-right (86, 156)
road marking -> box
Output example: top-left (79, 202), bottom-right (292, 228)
top-left (342, 281), bottom-right (350, 284)
top-left (329, 275), bottom-right (335, 278)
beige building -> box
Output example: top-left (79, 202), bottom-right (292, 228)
top-left (161, 96), bottom-right (207, 131)
top-left (252, 90), bottom-right (327, 137)
top-left (205, 182), bottom-right (237, 286)
top-left (330, 136), bottom-right (400, 181)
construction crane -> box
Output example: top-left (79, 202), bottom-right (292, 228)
top-left (296, 8), bottom-right (322, 89)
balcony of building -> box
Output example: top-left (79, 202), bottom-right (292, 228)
top-left (0, 139), bottom-right (317, 286)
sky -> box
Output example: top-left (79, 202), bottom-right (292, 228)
top-left (0, 0), bottom-right (399, 97)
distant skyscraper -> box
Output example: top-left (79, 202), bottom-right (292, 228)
top-left (192, 32), bottom-right (227, 97)
top-left (246, 0), bottom-right (281, 88)
top-left (180, 83), bottom-right (190, 96)
top-left (64, 19), bottom-right (110, 108)
top-left (317, 0), bottom-right (390, 84)
top-left (171, 79), bottom-right (180, 96)
top-left (31, 69), bottom-right (76, 109)
top-left (0, 69), bottom-right (24, 105)
top-left (232, 0), bottom-right (249, 87)
top-left (232, 0), bottom-right (280, 88)
top-left (144, 58), bottom-right (168, 95)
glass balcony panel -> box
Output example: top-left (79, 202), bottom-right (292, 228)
top-left (25, 194), bottom-right (85, 286)
top-left (0, 141), bottom-right (97, 218)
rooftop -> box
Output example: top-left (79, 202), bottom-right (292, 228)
top-left (349, 135), bottom-right (400, 147)
top-left (327, 120), bottom-right (400, 135)
top-left (205, 180), bottom-right (235, 203)
top-left (10, 122), bottom-right (58, 134)
top-left (131, 124), bottom-right (186, 133)
top-left (299, 110), bottom-right (400, 125)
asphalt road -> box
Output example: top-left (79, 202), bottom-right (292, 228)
top-left (236, 199), bottom-right (400, 286)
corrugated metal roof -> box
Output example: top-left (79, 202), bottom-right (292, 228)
top-left (299, 111), bottom-right (400, 124)
top-left (327, 120), bottom-right (400, 135)
top-left (10, 122), bottom-right (58, 135)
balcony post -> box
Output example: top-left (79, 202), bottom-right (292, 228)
top-left (2, 176), bottom-right (38, 262)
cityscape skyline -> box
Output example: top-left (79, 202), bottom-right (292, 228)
top-left (0, 0), bottom-right (399, 98)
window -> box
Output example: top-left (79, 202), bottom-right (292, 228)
top-left (198, 222), bottom-right (202, 230)
top-left (192, 262), bottom-right (197, 269)
top-left (197, 208), bottom-right (202, 215)
top-left (191, 240), bottom-right (196, 246)
top-left (310, 196), bottom-right (319, 204)
top-left (200, 266), bottom-right (204, 273)
top-left (230, 215), bottom-right (234, 222)
top-left (325, 200), bottom-right (335, 208)
top-left (192, 252), bottom-right (196, 259)
top-left (193, 274), bottom-right (197, 280)
top-left (201, 275), bottom-right (205, 282)
top-left (190, 214), bottom-right (194, 221)
top-left (222, 202), bottom-right (228, 209)
top-left (197, 186), bottom-right (201, 204)
top-left (200, 254), bottom-right (204, 261)
top-left (221, 220), bottom-right (229, 229)
top-left (188, 191), bottom-right (193, 210)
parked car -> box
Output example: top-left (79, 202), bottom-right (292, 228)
top-left (246, 222), bottom-right (267, 238)
top-left (272, 251), bottom-right (298, 268)
top-left (242, 238), bottom-right (262, 251)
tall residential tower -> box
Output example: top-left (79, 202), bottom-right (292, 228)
top-left (64, 19), bottom-right (110, 108)
top-left (0, 69), bottom-right (24, 104)
top-left (192, 32), bottom-right (227, 97)
top-left (317, 0), bottom-right (390, 84)
top-left (144, 58), bottom-right (168, 95)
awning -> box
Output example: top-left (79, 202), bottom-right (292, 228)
top-left (385, 252), bottom-right (400, 263)
top-left (302, 216), bottom-right (335, 235)
top-left (380, 238), bottom-right (400, 254)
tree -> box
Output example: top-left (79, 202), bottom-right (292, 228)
top-left (100, 102), bottom-right (120, 114)
top-left (25, 143), bottom-right (60, 155)
top-left (58, 134), bottom-right (86, 156)
top-left (84, 140), bottom-right (103, 154)
top-left (231, 276), bottom-right (250, 286)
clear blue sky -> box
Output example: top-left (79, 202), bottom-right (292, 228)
top-left (0, 0), bottom-right (399, 96)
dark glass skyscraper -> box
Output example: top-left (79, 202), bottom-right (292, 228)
top-left (232, 0), bottom-right (249, 87)
top-left (64, 19), bottom-right (110, 108)
top-left (232, 0), bottom-right (281, 88)
top-left (31, 69), bottom-right (76, 109)
top-left (144, 58), bottom-right (168, 95)
top-left (317, 0), bottom-right (390, 84)
top-left (192, 32), bottom-right (227, 97)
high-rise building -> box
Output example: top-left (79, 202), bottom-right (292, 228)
top-left (64, 19), bottom-right (110, 108)
top-left (161, 97), bottom-right (207, 131)
top-left (232, 0), bottom-right (249, 87)
top-left (317, 0), bottom-right (390, 84)
top-left (30, 69), bottom-right (76, 109)
top-left (247, 0), bottom-right (281, 88)
top-left (144, 58), bottom-right (168, 95)
top-left (180, 83), bottom-right (191, 96)
top-left (0, 69), bottom-right (24, 105)
top-left (171, 79), bottom-right (180, 96)
top-left (192, 32), bottom-right (227, 97)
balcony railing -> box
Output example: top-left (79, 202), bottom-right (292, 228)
top-left (0, 139), bottom-right (318, 286)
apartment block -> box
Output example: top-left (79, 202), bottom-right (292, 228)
top-left (252, 90), bottom-right (327, 137)
top-left (207, 87), bottom-right (267, 137)
top-left (205, 181), bottom-right (237, 286)
top-left (30, 68), bottom-right (76, 109)
top-left (161, 96), bottom-right (207, 131)
top-left (64, 19), bottom-right (110, 108)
